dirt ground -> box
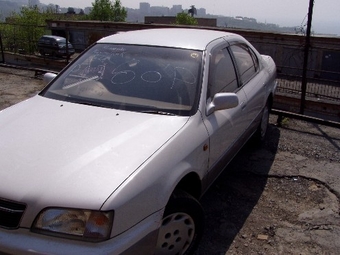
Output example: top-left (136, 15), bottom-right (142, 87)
top-left (1, 67), bottom-right (339, 254)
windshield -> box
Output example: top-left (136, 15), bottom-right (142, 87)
top-left (41, 43), bottom-right (203, 116)
top-left (56, 38), bottom-right (66, 44)
top-left (57, 39), bottom-right (72, 47)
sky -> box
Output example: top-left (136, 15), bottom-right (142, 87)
top-left (39, 0), bottom-right (340, 35)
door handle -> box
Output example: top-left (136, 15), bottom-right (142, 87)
top-left (240, 101), bottom-right (247, 110)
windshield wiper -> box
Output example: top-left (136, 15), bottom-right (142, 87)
top-left (141, 110), bottom-right (175, 116)
top-left (64, 95), bottom-right (114, 109)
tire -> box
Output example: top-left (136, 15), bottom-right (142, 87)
top-left (253, 100), bottom-right (270, 143)
top-left (155, 190), bottom-right (204, 255)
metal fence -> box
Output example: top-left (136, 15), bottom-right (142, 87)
top-left (276, 76), bottom-right (340, 102)
top-left (249, 34), bottom-right (340, 124)
top-left (1, 22), bottom-right (340, 124)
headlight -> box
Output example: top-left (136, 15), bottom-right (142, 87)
top-left (32, 208), bottom-right (114, 242)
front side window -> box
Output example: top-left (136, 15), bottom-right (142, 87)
top-left (230, 44), bottom-right (259, 85)
top-left (41, 44), bottom-right (203, 116)
top-left (208, 47), bottom-right (238, 99)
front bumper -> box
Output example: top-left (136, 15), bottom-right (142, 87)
top-left (0, 210), bottom-right (162, 255)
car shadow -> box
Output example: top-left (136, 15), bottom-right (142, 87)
top-left (194, 122), bottom-right (281, 254)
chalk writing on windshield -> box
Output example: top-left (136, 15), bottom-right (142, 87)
top-left (141, 71), bottom-right (162, 83)
top-left (111, 70), bottom-right (136, 84)
top-left (65, 47), bottom-right (197, 90)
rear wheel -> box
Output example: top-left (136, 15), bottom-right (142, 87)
top-left (155, 190), bottom-right (204, 255)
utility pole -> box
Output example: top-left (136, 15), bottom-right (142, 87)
top-left (300, 0), bottom-right (315, 114)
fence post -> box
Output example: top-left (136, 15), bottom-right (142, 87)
top-left (0, 32), bottom-right (5, 63)
top-left (300, 0), bottom-right (315, 114)
top-left (66, 29), bottom-right (70, 64)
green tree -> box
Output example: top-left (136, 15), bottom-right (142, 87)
top-left (1, 4), bottom-right (89, 54)
top-left (89, 0), bottom-right (127, 22)
top-left (4, 6), bottom-right (56, 54)
top-left (67, 7), bottom-right (76, 14)
top-left (175, 12), bottom-right (198, 25)
top-left (112, 0), bottom-right (127, 22)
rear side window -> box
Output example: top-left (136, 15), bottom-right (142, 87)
top-left (230, 44), bottom-right (259, 85)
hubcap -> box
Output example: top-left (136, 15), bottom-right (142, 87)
top-left (155, 212), bottom-right (195, 255)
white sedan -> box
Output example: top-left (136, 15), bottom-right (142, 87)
top-left (0, 28), bottom-right (276, 255)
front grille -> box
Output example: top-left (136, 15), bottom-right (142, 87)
top-left (0, 198), bottom-right (26, 229)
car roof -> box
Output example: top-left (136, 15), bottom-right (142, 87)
top-left (97, 28), bottom-right (242, 50)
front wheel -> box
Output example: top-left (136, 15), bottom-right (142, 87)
top-left (155, 190), bottom-right (204, 255)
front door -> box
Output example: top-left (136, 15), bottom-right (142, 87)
top-left (203, 45), bottom-right (248, 183)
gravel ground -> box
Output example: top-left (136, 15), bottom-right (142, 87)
top-left (196, 117), bottom-right (340, 254)
top-left (1, 66), bottom-right (339, 254)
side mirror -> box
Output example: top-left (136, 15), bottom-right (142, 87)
top-left (206, 92), bottom-right (239, 115)
top-left (43, 72), bottom-right (57, 86)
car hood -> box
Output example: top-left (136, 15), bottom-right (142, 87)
top-left (0, 96), bottom-right (188, 210)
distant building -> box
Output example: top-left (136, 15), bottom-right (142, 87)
top-left (197, 8), bottom-right (206, 17)
top-left (150, 6), bottom-right (170, 16)
top-left (140, 2), bottom-right (150, 14)
top-left (171, 5), bottom-right (183, 15)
